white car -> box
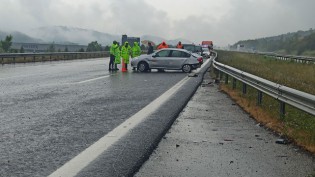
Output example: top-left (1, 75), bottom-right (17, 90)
top-left (202, 47), bottom-right (211, 58)
top-left (131, 48), bottom-right (203, 73)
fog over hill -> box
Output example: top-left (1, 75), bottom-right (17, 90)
top-left (0, 26), bottom-right (192, 46)
top-left (0, 30), bottom-right (43, 43)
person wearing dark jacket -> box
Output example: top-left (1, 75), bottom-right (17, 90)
top-left (147, 42), bottom-right (154, 54)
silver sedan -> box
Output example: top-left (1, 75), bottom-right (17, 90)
top-left (131, 48), bottom-right (203, 73)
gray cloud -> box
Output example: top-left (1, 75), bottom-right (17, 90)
top-left (0, 0), bottom-right (314, 46)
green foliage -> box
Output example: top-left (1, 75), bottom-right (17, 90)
top-left (233, 29), bottom-right (315, 56)
top-left (78, 48), bottom-right (85, 52)
top-left (47, 42), bottom-right (56, 52)
top-left (20, 46), bottom-right (25, 53)
top-left (217, 50), bottom-right (315, 95)
top-left (86, 41), bottom-right (102, 52)
top-left (64, 46), bottom-right (68, 52)
top-left (104, 45), bottom-right (110, 51)
top-left (0, 35), bottom-right (13, 52)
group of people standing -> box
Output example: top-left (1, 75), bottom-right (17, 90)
top-left (109, 40), bottom-right (184, 70)
top-left (156, 41), bottom-right (183, 50)
top-left (108, 41), bottom-right (141, 71)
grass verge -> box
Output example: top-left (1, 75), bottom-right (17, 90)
top-left (213, 51), bottom-right (315, 154)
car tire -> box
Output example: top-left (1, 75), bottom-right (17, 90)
top-left (182, 64), bottom-right (192, 73)
top-left (138, 62), bottom-right (148, 72)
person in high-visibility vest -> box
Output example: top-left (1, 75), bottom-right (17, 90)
top-left (109, 41), bottom-right (117, 70)
top-left (132, 42), bottom-right (141, 70)
top-left (121, 42), bottom-right (132, 70)
top-left (132, 42), bottom-right (141, 58)
top-left (176, 41), bottom-right (183, 49)
top-left (157, 41), bottom-right (168, 49)
top-left (113, 42), bottom-right (120, 70)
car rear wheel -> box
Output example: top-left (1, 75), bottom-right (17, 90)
top-left (182, 64), bottom-right (192, 73)
top-left (138, 62), bottom-right (148, 72)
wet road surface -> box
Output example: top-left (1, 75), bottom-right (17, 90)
top-left (1, 58), bottom-right (205, 176)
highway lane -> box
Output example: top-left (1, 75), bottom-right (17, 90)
top-left (0, 58), bottom-right (197, 177)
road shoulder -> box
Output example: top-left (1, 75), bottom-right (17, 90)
top-left (135, 72), bottom-right (315, 177)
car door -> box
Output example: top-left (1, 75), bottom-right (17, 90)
top-left (149, 50), bottom-right (171, 68)
top-left (168, 50), bottom-right (190, 69)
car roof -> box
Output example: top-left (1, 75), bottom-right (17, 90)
top-left (158, 48), bottom-right (190, 53)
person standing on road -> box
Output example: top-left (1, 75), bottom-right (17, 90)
top-left (176, 41), bottom-right (183, 49)
top-left (132, 42), bottom-right (141, 58)
top-left (109, 41), bottom-right (117, 70)
top-left (121, 41), bottom-right (131, 70)
top-left (147, 42), bottom-right (154, 54)
top-left (157, 41), bottom-right (168, 50)
top-left (113, 42), bottom-right (121, 70)
top-left (132, 42), bottom-right (141, 70)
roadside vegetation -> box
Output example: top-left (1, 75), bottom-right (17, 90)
top-left (233, 28), bottom-right (315, 56)
top-left (215, 50), bottom-right (315, 153)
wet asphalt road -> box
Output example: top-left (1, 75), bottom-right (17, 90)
top-left (0, 58), bottom-right (204, 177)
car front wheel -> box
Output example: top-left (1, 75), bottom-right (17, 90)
top-left (138, 62), bottom-right (148, 72)
top-left (182, 64), bottom-right (192, 73)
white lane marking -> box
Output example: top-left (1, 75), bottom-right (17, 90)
top-left (48, 76), bottom-right (190, 177)
top-left (74, 75), bottom-right (112, 84)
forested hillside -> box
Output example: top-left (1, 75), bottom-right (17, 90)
top-left (233, 29), bottom-right (315, 56)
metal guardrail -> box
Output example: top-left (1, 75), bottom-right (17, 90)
top-left (256, 52), bottom-right (315, 63)
top-left (0, 51), bottom-right (109, 64)
top-left (213, 53), bottom-right (315, 116)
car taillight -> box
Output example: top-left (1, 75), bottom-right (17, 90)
top-left (197, 57), bottom-right (203, 63)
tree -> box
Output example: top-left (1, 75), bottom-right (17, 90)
top-left (78, 48), bottom-right (85, 52)
top-left (0, 35), bottom-right (13, 52)
top-left (20, 46), bottom-right (25, 53)
top-left (64, 46), bottom-right (69, 52)
top-left (47, 42), bottom-right (56, 52)
top-left (86, 41), bottom-right (102, 52)
top-left (104, 45), bottom-right (110, 51)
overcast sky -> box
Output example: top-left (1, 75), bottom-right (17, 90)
top-left (0, 0), bottom-right (314, 46)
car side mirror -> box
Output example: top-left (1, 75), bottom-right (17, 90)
top-left (152, 54), bottom-right (157, 58)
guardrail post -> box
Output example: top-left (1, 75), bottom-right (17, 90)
top-left (225, 74), bottom-right (229, 84)
top-left (1, 57), bottom-right (3, 65)
top-left (257, 91), bottom-right (263, 105)
top-left (219, 71), bottom-right (223, 80)
top-left (232, 78), bottom-right (236, 89)
top-left (33, 56), bottom-right (36, 62)
top-left (242, 83), bottom-right (247, 94)
top-left (279, 101), bottom-right (285, 118)
top-left (13, 57), bottom-right (15, 64)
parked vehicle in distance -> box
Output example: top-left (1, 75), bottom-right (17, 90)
top-left (182, 44), bottom-right (203, 56)
top-left (131, 48), bottom-right (203, 73)
top-left (201, 41), bottom-right (213, 49)
top-left (202, 47), bottom-right (211, 58)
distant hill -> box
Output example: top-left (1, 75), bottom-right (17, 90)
top-left (0, 26), bottom-right (192, 47)
top-left (0, 30), bottom-right (43, 43)
top-left (233, 28), bottom-right (315, 56)
top-left (26, 26), bottom-right (120, 45)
